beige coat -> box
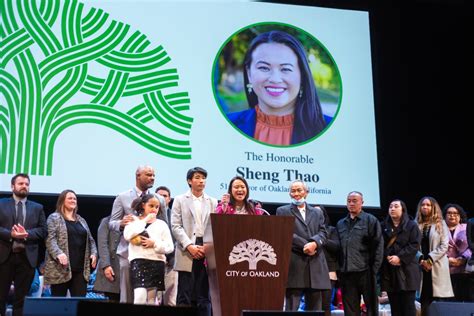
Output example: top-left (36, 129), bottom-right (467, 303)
top-left (417, 221), bottom-right (454, 298)
top-left (171, 190), bottom-right (217, 272)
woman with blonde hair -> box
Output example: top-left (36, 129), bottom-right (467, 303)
top-left (415, 196), bottom-right (453, 316)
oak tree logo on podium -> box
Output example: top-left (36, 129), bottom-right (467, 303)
top-left (229, 238), bottom-right (277, 270)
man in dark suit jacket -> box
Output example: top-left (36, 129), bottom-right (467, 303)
top-left (0, 173), bottom-right (47, 316)
top-left (276, 180), bottom-right (331, 314)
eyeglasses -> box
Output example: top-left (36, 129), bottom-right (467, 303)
top-left (446, 212), bottom-right (460, 216)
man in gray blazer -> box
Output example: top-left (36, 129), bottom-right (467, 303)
top-left (0, 173), bottom-right (47, 316)
top-left (171, 167), bottom-right (217, 316)
top-left (276, 180), bottom-right (331, 313)
top-left (109, 165), bottom-right (167, 303)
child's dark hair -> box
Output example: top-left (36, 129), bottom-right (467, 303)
top-left (131, 193), bottom-right (158, 216)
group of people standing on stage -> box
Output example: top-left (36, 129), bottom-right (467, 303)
top-left (1, 171), bottom-right (473, 316)
top-left (286, 191), bottom-right (474, 316)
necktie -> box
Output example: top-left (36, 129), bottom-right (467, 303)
top-left (12, 201), bottom-right (26, 252)
top-left (16, 201), bottom-right (24, 225)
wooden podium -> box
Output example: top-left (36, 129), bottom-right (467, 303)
top-left (204, 214), bottom-right (294, 316)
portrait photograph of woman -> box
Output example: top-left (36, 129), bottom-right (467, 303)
top-left (213, 23), bottom-right (341, 147)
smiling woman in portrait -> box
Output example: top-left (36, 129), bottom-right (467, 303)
top-left (227, 30), bottom-right (331, 146)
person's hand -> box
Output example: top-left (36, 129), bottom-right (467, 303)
top-left (449, 257), bottom-right (466, 267)
top-left (120, 214), bottom-right (134, 228)
top-left (90, 254), bottom-right (97, 269)
top-left (448, 257), bottom-right (457, 266)
top-left (57, 253), bottom-right (68, 266)
top-left (103, 266), bottom-right (115, 282)
top-left (144, 213), bottom-right (156, 223)
top-left (11, 224), bottom-right (28, 239)
top-left (187, 244), bottom-right (205, 259)
top-left (303, 241), bottom-right (317, 256)
top-left (420, 259), bottom-right (432, 272)
top-left (140, 236), bottom-right (155, 248)
top-left (379, 291), bottom-right (389, 304)
top-left (387, 255), bottom-right (401, 266)
top-left (221, 193), bottom-right (230, 212)
top-left (221, 193), bottom-right (230, 204)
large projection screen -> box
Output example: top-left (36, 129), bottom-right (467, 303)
top-left (0, 0), bottom-right (379, 207)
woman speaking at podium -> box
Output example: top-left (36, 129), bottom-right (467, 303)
top-left (216, 176), bottom-right (265, 215)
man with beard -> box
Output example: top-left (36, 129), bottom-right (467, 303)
top-left (0, 173), bottom-right (47, 316)
top-left (109, 165), bottom-right (167, 303)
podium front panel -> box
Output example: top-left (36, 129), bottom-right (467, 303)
top-left (206, 214), bottom-right (294, 316)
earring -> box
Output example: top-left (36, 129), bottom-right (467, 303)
top-left (246, 83), bottom-right (253, 94)
top-left (299, 89), bottom-right (303, 98)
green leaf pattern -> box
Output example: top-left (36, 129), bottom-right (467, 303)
top-left (1, 0), bottom-right (193, 175)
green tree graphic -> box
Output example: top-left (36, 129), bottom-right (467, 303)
top-left (1, 0), bottom-right (193, 175)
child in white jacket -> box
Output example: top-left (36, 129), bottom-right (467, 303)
top-left (124, 194), bottom-right (174, 305)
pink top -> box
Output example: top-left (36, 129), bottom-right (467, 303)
top-left (215, 202), bottom-right (265, 215)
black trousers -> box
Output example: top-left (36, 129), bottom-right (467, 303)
top-left (176, 238), bottom-right (210, 316)
top-left (420, 270), bottom-right (433, 316)
top-left (0, 252), bottom-right (35, 316)
top-left (451, 273), bottom-right (471, 302)
top-left (321, 280), bottom-right (337, 316)
top-left (50, 271), bottom-right (87, 297)
top-left (340, 270), bottom-right (378, 316)
top-left (468, 274), bottom-right (474, 302)
top-left (388, 290), bottom-right (416, 316)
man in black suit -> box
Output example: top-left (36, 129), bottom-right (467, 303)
top-left (0, 173), bottom-right (47, 316)
top-left (276, 180), bottom-right (331, 314)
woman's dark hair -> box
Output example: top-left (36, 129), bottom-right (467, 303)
top-left (131, 193), bottom-right (158, 216)
top-left (443, 203), bottom-right (467, 223)
top-left (243, 30), bottom-right (326, 144)
top-left (227, 176), bottom-right (257, 215)
top-left (385, 199), bottom-right (410, 225)
top-left (248, 199), bottom-right (262, 208)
